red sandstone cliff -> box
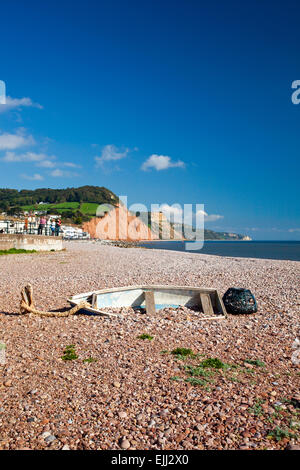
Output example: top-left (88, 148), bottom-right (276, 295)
top-left (83, 205), bottom-right (154, 241)
top-left (83, 205), bottom-right (184, 241)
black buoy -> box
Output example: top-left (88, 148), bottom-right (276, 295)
top-left (223, 287), bottom-right (257, 315)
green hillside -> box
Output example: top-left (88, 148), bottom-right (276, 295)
top-left (20, 201), bottom-right (104, 220)
top-left (21, 202), bottom-right (80, 212)
top-left (79, 202), bottom-right (101, 215)
top-left (0, 186), bottom-right (118, 225)
top-left (0, 185), bottom-right (117, 208)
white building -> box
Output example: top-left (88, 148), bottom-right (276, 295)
top-left (61, 225), bottom-right (90, 239)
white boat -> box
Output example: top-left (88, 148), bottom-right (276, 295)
top-left (68, 285), bottom-right (227, 319)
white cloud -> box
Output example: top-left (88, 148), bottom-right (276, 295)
top-left (95, 144), bottom-right (129, 167)
top-left (204, 214), bottom-right (224, 222)
top-left (50, 169), bottom-right (79, 178)
top-left (141, 154), bottom-right (185, 171)
top-left (288, 228), bottom-right (300, 233)
top-left (158, 205), bottom-right (223, 223)
top-left (50, 169), bottom-right (64, 177)
top-left (196, 209), bottom-right (224, 222)
top-left (62, 162), bottom-right (81, 168)
top-left (2, 151), bottom-right (51, 163)
top-left (36, 159), bottom-right (57, 168)
top-left (20, 173), bottom-right (44, 181)
top-left (0, 132), bottom-right (35, 150)
top-left (0, 96), bottom-right (42, 114)
top-left (160, 204), bottom-right (183, 218)
top-left (38, 160), bottom-right (80, 169)
top-left (1, 148), bottom-right (80, 175)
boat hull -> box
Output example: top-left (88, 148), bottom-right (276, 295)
top-left (68, 285), bottom-right (227, 319)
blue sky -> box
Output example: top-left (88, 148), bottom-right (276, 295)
top-left (0, 0), bottom-right (299, 240)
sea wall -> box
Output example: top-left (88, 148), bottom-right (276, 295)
top-left (0, 234), bottom-right (63, 252)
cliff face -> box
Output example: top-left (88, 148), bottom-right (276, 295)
top-left (83, 206), bottom-right (250, 241)
top-left (150, 212), bottom-right (183, 240)
top-left (83, 205), bottom-right (153, 241)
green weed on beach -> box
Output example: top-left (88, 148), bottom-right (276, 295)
top-left (267, 426), bottom-right (297, 442)
top-left (137, 333), bottom-right (154, 341)
top-left (167, 352), bottom-right (257, 389)
top-left (83, 357), bottom-right (97, 363)
top-left (0, 248), bottom-right (37, 256)
top-left (61, 345), bottom-right (78, 361)
top-left (171, 347), bottom-right (196, 359)
top-left (244, 358), bottom-right (266, 368)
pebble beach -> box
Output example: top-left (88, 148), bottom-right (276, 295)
top-left (0, 241), bottom-right (299, 450)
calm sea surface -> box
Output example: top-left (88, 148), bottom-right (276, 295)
top-left (137, 241), bottom-right (300, 261)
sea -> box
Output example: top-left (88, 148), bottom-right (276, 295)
top-left (137, 240), bottom-right (300, 261)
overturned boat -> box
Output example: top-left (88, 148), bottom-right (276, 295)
top-left (68, 285), bottom-right (227, 320)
